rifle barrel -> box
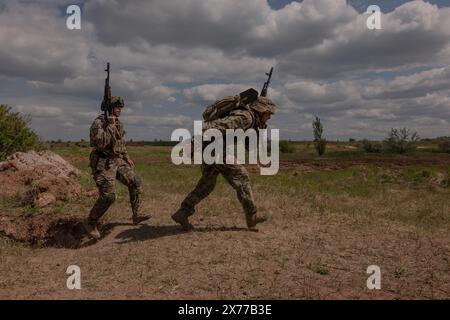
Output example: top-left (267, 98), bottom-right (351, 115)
top-left (261, 66), bottom-right (274, 97)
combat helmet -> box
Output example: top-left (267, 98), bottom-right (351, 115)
top-left (249, 96), bottom-right (276, 115)
top-left (111, 96), bottom-right (125, 108)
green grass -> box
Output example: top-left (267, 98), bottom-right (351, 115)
top-left (3, 144), bottom-right (450, 232)
top-left (255, 166), bottom-right (383, 197)
top-left (50, 146), bottom-right (91, 158)
top-left (2, 143), bottom-right (450, 300)
top-left (277, 140), bottom-right (449, 159)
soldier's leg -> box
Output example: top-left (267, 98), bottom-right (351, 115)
top-left (116, 160), bottom-right (150, 224)
top-left (180, 164), bottom-right (219, 214)
top-left (218, 164), bottom-right (270, 229)
top-left (116, 161), bottom-right (142, 215)
top-left (217, 164), bottom-right (257, 216)
top-left (172, 164), bottom-right (218, 229)
top-left (88, 168), bottom-right (117, 224)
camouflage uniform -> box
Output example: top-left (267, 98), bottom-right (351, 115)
top-left (173, 96), bottom-right (276, 230)
top-left (87, 97), bottom-right (144, 225)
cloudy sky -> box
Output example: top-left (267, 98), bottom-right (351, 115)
top-left (1, 0), bottom-right (450, 141)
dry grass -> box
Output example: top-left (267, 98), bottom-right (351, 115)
top-left (1, 145), bottom-right (450, 299)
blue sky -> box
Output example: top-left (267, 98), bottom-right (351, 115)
top-left (1, 0), bottom-right (450, 140)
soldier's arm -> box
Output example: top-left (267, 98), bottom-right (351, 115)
top-left (121, 150), bottom-right (133, 167)
top-left (120, 144), bottom-right (131, 162)
top-left (205, 110), bottom-right (253, 134)
top-left (90, 118), bottom-right (116, 151)
top-left (116, 122), bottom-right (131, 162)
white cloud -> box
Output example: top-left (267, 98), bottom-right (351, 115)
top-left (123, 114), bottom-right (192, 127)
top-left (1, 0), bottom-right (450, 140)
top-left (15, 105), bottom-right (62, 118)
top-left (183, 84), bottom-right (251, 104)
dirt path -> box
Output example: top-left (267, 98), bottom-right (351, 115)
top-left (279, 156), bottom-right (450, 171)
top-left (63, 153), bottom-right (450, 172)
top-left (1, 210), bottom-right (449, 299)
top-left (1, 153), bottom-right (450, 299)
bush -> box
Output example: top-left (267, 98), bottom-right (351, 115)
top-left (0, 104), bottom-right (40, 160)
top-left (437, 140), bottom-right (450, 153)
top-left (312, 116), bottom-right (327, 156)
top-left (383, 128), bottom-right (419, 154)
top-left (279, 140), bottom-right (295, 154)
top-left (361, 139), bottom-right (382, 153)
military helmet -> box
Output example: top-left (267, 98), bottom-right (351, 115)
top-left (249, 96), bottom-right (276, 115)
top-left (111, 96), bottom-right (125, 108)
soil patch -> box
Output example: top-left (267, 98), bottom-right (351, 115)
top-left (0, 214), bottom-right (95, 248)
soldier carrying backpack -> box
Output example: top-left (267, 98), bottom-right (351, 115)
top-left (172, 68), bottom-right (277, 231)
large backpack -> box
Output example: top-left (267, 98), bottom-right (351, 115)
top-left (202, 88), bottom-right (259, 122)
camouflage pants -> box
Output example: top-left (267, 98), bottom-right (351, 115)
top-left (88, 157), bottom-right (142, 223)
top-left (180, 163), bottom-right (257, 216)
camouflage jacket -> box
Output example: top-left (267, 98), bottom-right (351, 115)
top-left (89, 115), bottom-right (129, 161)
top-left (205, 109), bottom-right (256, 133)
top-left (203, 109), bottom-right (262, 156)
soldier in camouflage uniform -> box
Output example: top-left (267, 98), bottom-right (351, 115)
top-left (84, 96), bottom-right (150, 239)
top-left (172, 96), bottom-right (276, 231)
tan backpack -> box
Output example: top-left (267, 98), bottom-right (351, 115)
top-left (202, 88), bottom-right (258, 122)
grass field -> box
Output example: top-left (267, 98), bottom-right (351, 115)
top-left (1, 142), bottom-right (450, 299)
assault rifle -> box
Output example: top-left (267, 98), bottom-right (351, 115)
top-left (260, 66), bottom-right (273, 97)
top-left (236, 67), bottom-right (274, 106)
top-left (100, 62), bottom-right (111, 126)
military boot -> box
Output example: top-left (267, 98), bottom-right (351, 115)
top-left (171, 208), bottom-right (194, 231)
top-left (83, 218), bottom-right (101, 239)
top-left (246, 211), bottom-right (272, 230)
top-left (132, 213), bottom-right (151, 225)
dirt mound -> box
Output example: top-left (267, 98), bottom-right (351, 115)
top-left (0, 214), bottom-right (93, 248)
top-left (0, 150), bottom-right (83, 207)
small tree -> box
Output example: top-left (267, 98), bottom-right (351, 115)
top-left (312, 116), bottom-right (326, 156)
top-left (0, 104), bottom-right (40, 160)
top-left (383, 128), bottom-right (419, 154)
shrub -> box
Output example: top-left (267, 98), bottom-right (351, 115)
top-left (279, 140), bottom-right (295, 154)
top-left (383, 128), bottom-right (419, 154)
top-left (437, 140), bottom-right (450, 153)
top-left (361, 139), bottom-right (382, 153)
top-left (0, 104), bottom-right (40, 160)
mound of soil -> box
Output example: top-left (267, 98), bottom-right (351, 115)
top-left (0, 150), bottom-right (83, 207)
top-left (0, 214), bottom-right (93, 248)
